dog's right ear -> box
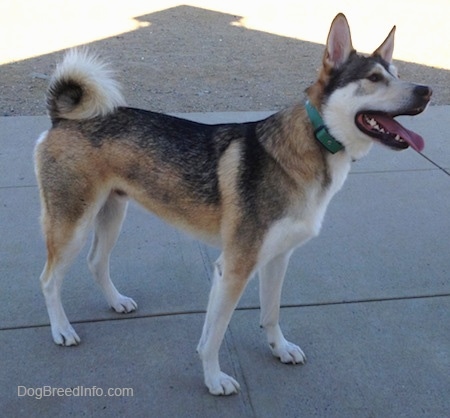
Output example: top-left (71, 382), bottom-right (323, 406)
top-left (325, 13), bottom-right (355, 69)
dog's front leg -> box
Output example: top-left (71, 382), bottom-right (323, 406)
top-left (197, 256), bottom-right (251, 395)
top-left (259, 251), bottom-right (306, 364)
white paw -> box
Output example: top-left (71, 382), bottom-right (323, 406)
top-left (110, 295), bottom-right (137, 313)
top-left (270, 340), bottom-right (306, 364)
top-left (206, 372), bottom-right (241, 396)
top-left (52, 324), bottom-right (81, 346)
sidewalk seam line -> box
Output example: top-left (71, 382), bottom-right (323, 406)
top-left (2, 293), bottom-right (449, 332)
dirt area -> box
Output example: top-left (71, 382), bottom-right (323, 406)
top-left (1, 5), bottom-right (448, 117)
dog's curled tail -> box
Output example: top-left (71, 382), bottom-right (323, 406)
top-left (46, 49), bottom-right (125, 122)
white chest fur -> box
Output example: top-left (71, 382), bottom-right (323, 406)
top-left (258, 152), bottom-right (351, 265)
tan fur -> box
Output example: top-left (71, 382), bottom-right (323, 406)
top-left (264, 105), bottom-right (330, 185)
top-left (217, 141), bottom-right (244, 242)
top-left (37, 127), bottom-right (223, 240)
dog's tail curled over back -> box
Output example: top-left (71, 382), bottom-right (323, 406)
top-left (46, 49), bottom-right (125, 122)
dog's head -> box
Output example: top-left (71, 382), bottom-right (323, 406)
top-left (307, 14), bottom-right (432, 159)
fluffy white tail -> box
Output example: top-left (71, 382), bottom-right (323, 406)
top-left (46, 49), bottom-right (125, 121)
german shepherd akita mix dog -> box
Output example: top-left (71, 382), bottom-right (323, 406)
top-left (35, 14), bottom-right (431, 394)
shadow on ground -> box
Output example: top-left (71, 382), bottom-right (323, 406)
top-left (1, 5), bottom-right (449, 116)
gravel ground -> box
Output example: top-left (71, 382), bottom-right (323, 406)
top-left (1, 5), bottom-right (448, 117)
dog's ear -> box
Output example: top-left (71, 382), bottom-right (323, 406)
top-left (325, 13), bottom-right (354, 69)
top-left (373, 26), bottom-right (396, 63)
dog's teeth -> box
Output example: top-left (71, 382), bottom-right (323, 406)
top-left (366, 117), bottom-right (384, 133)
top-left (366, 117), bottom-right (377, 127)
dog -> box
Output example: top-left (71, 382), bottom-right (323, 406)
top-left (34, 13), bottom-right (431, 395)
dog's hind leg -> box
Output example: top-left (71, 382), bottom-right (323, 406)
top-left (40, 215), bottom-right (92, 346)
top-left (87, 191), bottom-right (137, 313)
top-left (259, 251), bottom-right (306, 364)
top-left (197, 253), bottom-right (255, 395)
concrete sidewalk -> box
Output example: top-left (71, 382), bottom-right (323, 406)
top-left (0, 108), bottom-right (449, 417)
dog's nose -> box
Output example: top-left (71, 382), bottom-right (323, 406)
top-left (414, 85), bottom-right (432, 100)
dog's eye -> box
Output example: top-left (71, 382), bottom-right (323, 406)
top-left (367, 73), bottom-right (383, 82)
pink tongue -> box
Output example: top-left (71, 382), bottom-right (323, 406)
top-left (376, 114), bottom-right (425, 152)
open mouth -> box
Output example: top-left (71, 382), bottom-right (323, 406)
top-left (355, 112), bottom-right (425, 152)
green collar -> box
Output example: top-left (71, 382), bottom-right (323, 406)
top-left (305, 100), bottom-right (344, 154)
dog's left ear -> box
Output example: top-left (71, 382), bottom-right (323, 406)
top-left (373, 26), bottom-right (396, 63)
top-left (325, 13), bottom-right (355, 69)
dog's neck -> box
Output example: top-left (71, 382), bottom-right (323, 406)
top-left (305, 100), bottom-right (344, 154)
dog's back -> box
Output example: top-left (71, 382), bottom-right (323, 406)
top-left (36, 49), bottom-right (331, 244)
